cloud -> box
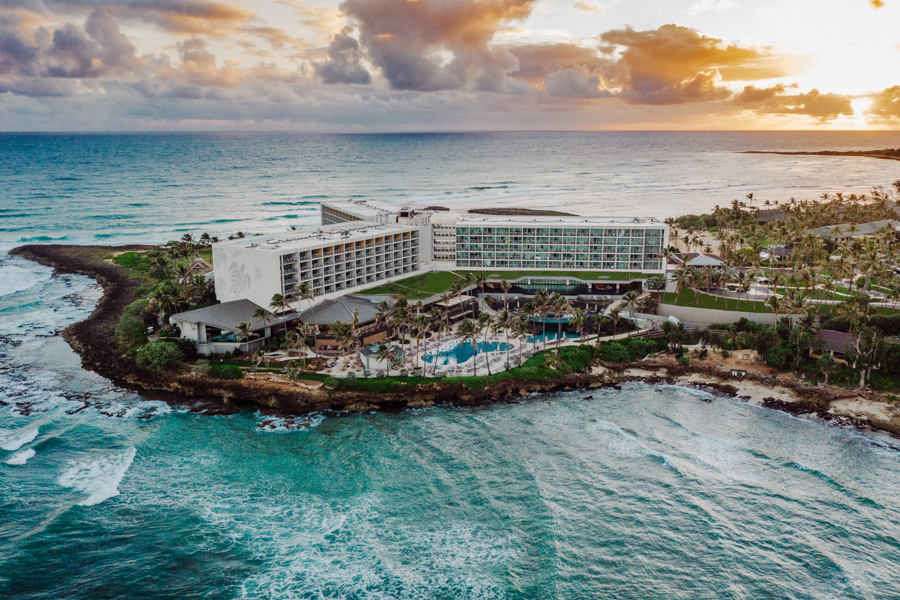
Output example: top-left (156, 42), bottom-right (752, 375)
top-left (735, 84), bottom-right (853, 119)
top-left (869, 85), bottom-right (900, 117)
top-left (0, 8), bottom-right (140, 80)
top-left (572, 1), bottom-right (602, 14)
top-left (315, 26), bottom-right (370, 84)
top-left (545, 69), bottom-right (609, 98)
top-left (339, 0), bottom-right (535, 92)
top-left (7, 0), bottom-right (252, 37)
top-left (688, 0), bottom-right (738, 15)
top-left (598, 24), bottom-right (791, 105)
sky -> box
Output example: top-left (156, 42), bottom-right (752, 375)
top-left (1, 0), bottom-right (898, 131)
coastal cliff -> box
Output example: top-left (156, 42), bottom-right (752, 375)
top-left (9, 244), bottom-right (622, 413)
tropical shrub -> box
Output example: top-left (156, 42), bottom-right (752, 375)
top-left (208, 364), bottom-right (244, 379)
top-left (135, 341), bottom-right (183, 371)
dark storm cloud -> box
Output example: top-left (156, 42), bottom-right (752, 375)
top-left (314, 27), bottom-right (370, 84)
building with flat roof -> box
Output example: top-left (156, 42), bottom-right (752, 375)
top-left (208, 199), bottom-right (668, 311)
top-left (212, 220), bottom-right (421, 309)
top-left (452, 214), bottom-right (665, 271)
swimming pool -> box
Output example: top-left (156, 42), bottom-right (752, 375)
top-left (526, 332), bottom-right (581, 344)
top-left (422, 340), bottom-right (511, 365)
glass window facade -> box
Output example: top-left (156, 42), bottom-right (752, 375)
top-left (454, 225), bottom-right (664, 271)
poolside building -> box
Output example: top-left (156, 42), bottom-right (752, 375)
top-left (170, 299), bottom-right (297, 355)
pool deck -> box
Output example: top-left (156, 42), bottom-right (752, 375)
top-left (318, 322), bottom-right (651, 378)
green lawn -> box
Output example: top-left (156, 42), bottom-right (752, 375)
top-left (664, 288), bottom-right (898, 316)
top-left (357, 271), bottom-right (465, 299)
top-left (358, 269), bottom-right (650, 300)
top-left (664, 288), bottom-right (773, 313)
top-left (199, 249), bottom-right (213, 264)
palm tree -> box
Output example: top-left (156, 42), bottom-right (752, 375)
top-left (284, 331), bottom-right (309, 367)
top-left (234, 322), bottom-right (256, 343)
top-left (765, 294), bottom-right (783, 322)
top-left (500, 279), bottom-right (511, 309)
top-left (673, 265), bottom-right (693, 293)
top-left (269, 293), bottom-right (291, 334)
top-left (375, 344), bottom-right (397, 377)
top-left (514, 317), bottom-right (528, 365)
top-left (174, 262), bottom-right (192, 288)
top-left (609, 308), bottom-right (622, 335)
top-left (376, 300), bottom-right (394, 326)
top-left (149, 282), bottom-right (182, 328)
top-left (534, 289), bottom-right (550, 349)
top-left (571, 308), bottom-right (585, 342)
top-left (253, 307), bottom-right (272, 339)
top-left (431, 308), bottom-right (451, 377)
top-left (456, 319), bottom-right (477, 376)
top-left (468, 272), bottom-right (488, 299)
top-left (552, 293), bottom-right (571, 350)
top-left (497, 309), bottom-right (513, 368)
top-left (412, 314), bottom-right (429, 370)
top-left (296, 282), bottom-right (315, 309)
top-left (619, 289), bottom-right (643, 319)
top-left (477, 312), bottom-right (493, 376)
top-left (331, 321), bottom-right (353, 354)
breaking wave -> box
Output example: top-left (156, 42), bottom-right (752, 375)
top-left (58, 447), bottom-right (137, 506)
top-left (0, 426), bottom-right (39, 451)
top-left (6, 447), bottom-right (35, 465)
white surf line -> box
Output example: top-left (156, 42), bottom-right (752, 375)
top-left (5, 448), bottom-right (35, 465)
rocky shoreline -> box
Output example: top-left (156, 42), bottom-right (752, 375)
top-left (10, 244), bottom-right (900, 437)
top-left (741, 148), bottom-right (900, 162)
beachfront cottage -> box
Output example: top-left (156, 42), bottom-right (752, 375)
top-left (170, 299), bottom-right (298, 356)
top-left (814, 329), bottom-right (900, 358)
top-left (805, 220), bottom-right (900, 244)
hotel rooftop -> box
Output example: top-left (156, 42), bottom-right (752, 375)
top-left (215, 221), bottom-right (415, 252)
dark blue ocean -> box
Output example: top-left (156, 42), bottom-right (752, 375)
top-left (2, 131), bottom-right (900, 599)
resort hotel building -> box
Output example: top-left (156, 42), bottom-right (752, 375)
top-left (212, 199), bottom-right (669, 310)
top-left (175, 199), bottom-right (668, 354)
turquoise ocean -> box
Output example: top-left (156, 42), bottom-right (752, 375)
top-left (2, 131), bottom-right (900, 599)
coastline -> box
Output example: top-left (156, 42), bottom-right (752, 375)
top-left (741, 149), bottom-right (900, 162)
top-left (10, 243), bottom-right (900, 437)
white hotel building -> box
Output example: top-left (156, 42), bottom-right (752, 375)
top-left (212, 199), bottom-right (668, 309)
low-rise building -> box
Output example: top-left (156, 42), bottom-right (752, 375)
top-left (170, 299), bottom-right (297, 355)
top-left (670, 252), bottom-right (726, 268)
top-left (806, 220), bottom-right (900, 243)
